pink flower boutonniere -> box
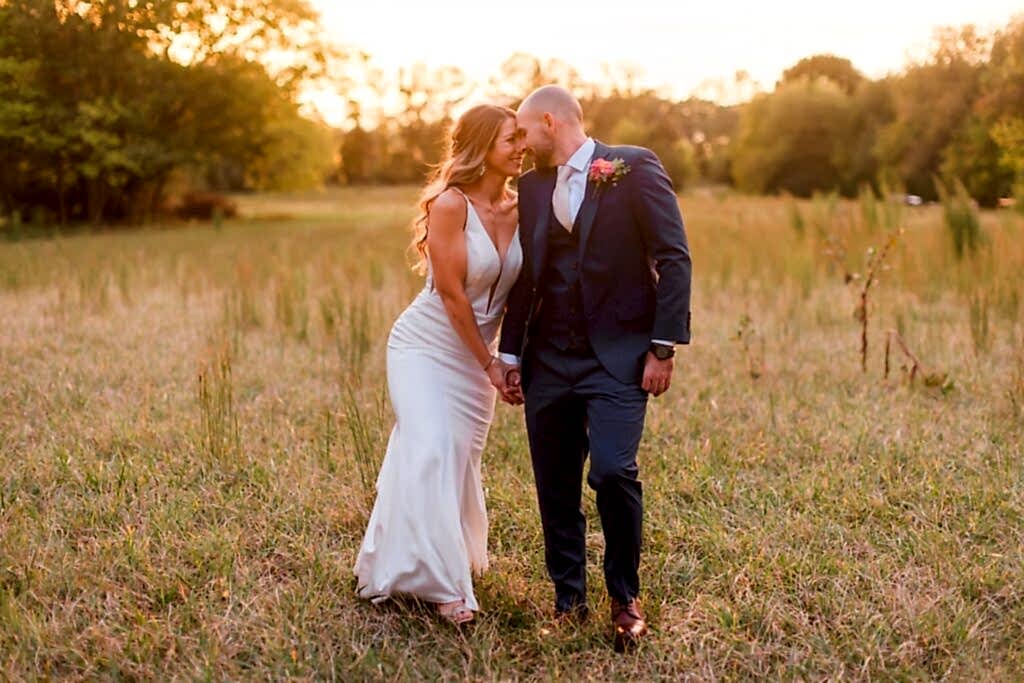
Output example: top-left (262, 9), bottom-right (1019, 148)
top-left (588, 157), bottom-right (630, 192)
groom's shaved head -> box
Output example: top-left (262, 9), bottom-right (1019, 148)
top-left (516, 85), bottom-right (586, 168)
top-left (518, 85), bottom-right (583, 125)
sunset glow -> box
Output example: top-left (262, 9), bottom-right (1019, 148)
top-left (304, 0), bottom-right (1020, 126)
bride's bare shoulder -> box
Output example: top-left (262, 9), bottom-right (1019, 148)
top-left (427, 188), bottom-right (469, 236)
top-left (433, 187), bottom-right (467, 211)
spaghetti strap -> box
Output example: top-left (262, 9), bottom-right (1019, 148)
top-left (446, 186), bottom-right (470, 232)
top-left (428, 187), bottom-right (471, 294)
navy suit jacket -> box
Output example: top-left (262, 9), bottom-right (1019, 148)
top-left (498, 141), bottom-right (692, 385)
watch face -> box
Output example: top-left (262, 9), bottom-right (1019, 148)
top-left (653, 345), bottom-right (673, 360)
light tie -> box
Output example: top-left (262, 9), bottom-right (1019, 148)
top-left (552, 164), bottom-right (575, 232)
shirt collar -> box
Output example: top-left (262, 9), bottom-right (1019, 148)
top-left (565, 137), bottom-right (596, 173)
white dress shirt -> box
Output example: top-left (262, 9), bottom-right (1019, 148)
top-left (499, 138), bottom-right (673, 367)
top-left (559, 137), bottom-right (596, 227)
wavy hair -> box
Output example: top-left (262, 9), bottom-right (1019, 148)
top-left (410, 104), bottom-right (516, 273)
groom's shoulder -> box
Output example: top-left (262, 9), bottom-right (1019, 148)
top-left (518, 168), bottom-right (539, 186)
top-left (602, 144), bottom-right (665, 182)
top-left (605, 144), bottom-right (657, 164)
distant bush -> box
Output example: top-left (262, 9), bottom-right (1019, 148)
top-left (176, 193), bottom-right (239, 221)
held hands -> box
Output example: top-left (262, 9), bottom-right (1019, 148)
top-left (485, 356), bottom-right (523, 405)
top-left (641, 352), bottom-right (674, 396)
top-left (503, 366), bottom-right (524, 405)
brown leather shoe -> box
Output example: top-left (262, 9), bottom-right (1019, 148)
top-left (610, 598), bottom-right (648, 652)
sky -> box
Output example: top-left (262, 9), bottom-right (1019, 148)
top-left (304, 0), bottom-right (1021, 126)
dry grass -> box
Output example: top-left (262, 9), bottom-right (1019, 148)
top-left (1, 186), bottom-right (1022, 680)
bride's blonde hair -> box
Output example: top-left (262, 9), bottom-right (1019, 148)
top-left (410, 104), bottom-right (516, 273)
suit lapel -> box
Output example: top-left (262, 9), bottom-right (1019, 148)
top-left (531, 168), bottom-right (556, 283)
top-left (576, 140), bottom-right (610, 261)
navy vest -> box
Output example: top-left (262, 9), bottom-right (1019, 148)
top-left (535, 206), bottom-right (589, 351)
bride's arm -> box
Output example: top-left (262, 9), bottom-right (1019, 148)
top-left (427, 190), bottom-right (503, 377)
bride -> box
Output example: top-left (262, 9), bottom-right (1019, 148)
top-left (353, 104), bottom-right (525, 624)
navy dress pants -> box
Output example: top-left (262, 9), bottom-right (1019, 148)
top-left (523, 339), bottom-right (648, 610)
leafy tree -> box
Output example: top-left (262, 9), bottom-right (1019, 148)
top-left (943, 16), bottom-right (1024, 204)
top-left (339, 124), bottom-right (377, 185)
top-left (991, 117), bottom-right (1024, 200)
top-left (779, 54), bottom-right (865, 95)
top-left (731, 78), bottom-right (855, 196)
top-left (843, 79), bottom-right (896, 193)
top-left (0, 0), bottom-right (334, 224)
top-left (583, 92), bottom-right (733, 189)
top-left (875, 26), bottom-right (988, 200)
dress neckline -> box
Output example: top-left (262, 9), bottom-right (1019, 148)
top-left (460, 191), bottom-right (518, 266)
top-left (450, 188), bottom-right (520, 315)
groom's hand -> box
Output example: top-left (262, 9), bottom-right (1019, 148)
top-left (488, 359), bottom-right (522, 405)
top-left (642, 353), bottom-right (674, 396)
top-left (502, 367), bottom-right (524, 405)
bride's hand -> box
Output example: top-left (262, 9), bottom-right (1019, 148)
top-left (485, 358), bottom-right (505, 389)
top-left (485, 358), bottom-right (524, 405)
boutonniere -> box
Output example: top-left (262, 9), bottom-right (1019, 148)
top-left (588, 157), bottom-right (630, 193)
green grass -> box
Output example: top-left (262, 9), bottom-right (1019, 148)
top-left (1, 186), bottom-right (1022, 679)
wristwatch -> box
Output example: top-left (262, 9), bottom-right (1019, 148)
top-left (649, 343), bottom-right (675, 360)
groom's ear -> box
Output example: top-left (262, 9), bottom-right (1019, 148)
top-left (542, 112), bottom-right (555, 130)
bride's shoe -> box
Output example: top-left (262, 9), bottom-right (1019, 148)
top-left (437, 599), bottom-right (474, 625)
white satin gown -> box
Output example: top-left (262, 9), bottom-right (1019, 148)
top-left (354, 191), bottom-right (522, 611)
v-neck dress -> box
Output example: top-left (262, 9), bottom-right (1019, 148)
top-left (354, 189), bottom-right (523, 611)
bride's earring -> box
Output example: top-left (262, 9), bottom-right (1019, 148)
top-left (478, 164), bottom-right (487, 179)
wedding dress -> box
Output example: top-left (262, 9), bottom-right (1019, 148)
top-left (354, 190), bottom-right (522, 611)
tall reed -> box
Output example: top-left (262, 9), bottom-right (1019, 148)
top-left (197, 344), bottom-right (241, 462)
top-left (937, 177), bottom-right (984, 260)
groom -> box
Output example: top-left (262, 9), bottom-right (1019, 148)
top-left (497, 86), bottom-right (692, 651)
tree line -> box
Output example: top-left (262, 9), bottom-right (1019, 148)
top-left (335, 54), bottom-right (737, 193)
top-left (340, 19), bottom-right (1023, 208)
top-left (1, 3), bottom-right (1021, 228)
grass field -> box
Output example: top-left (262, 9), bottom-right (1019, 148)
top-left (1, 186), bottom-right (1023, 680)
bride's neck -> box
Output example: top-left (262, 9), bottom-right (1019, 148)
top-left (465, 174), bottom-right (508, 205)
